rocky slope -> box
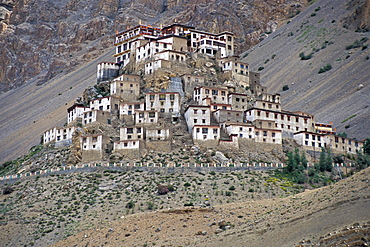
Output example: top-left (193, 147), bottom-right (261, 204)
top-left (242, 0), bottom-right (370, 140)
top-left (8, 168), bottom-right (370, 246)
top-left (0, 0), bottom-right (307, 93)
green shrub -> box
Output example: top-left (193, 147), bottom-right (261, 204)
top-left (346, 37), bottom-right (369, 50)
top-left (282, 85), bottom-right (289, 91)
top-left (258, 66), bottom-right (265, 71)
top-left (299, 52), bottom-right (313, 60)
top-left (125, 201), bottom-right (135, 209)
top-left (318, 63), bottom-right (332, 73)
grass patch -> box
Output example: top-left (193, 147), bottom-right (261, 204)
top-left (341, 114), bottom-right (357, 123)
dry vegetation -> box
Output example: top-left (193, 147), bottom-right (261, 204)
top-left (0, 168), bottom-right (302, 247)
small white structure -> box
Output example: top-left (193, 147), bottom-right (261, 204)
top-left (192, 125), bottom-right (220, 141)
top-left (120, 102), bottom-right (145, 116)
top-left (146, 127), bottom-right (171, 141)
top-left (120, 126), bottom-right (144, 140)
top-left (224, 122), bottom-right (255, 139)
top-left (135, 110), bottom-right (158, 125)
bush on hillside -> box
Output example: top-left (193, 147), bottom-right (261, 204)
top-left (318, 63), bottom-right (332, 73)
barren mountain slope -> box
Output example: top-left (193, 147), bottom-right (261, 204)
top-left (242, 0), bottom-right (370, 141)
top-left (0, 48), bottom-right (114, 165)
top-left (51, 167), bottom-right (370, 247)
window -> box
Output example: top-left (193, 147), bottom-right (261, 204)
top-left (212, 90), bottom-right (218, 95)
top-left (92, 137), bottom-right (97, 142)
top-left (160, 108), bottom-right (165, 113)
top-left (205, 89), bottom-right (210, 94)
top-left (272, 132), bottom-right (275, 137)
top-left (202, 110), bottom-right (206, 114)
top-left (149, 95), bottom-right (154, 100)
top-left (194, 119), bottom-right (198, 123)
top-left (202, 119), bottom-right (206, 124)
top-left (296, 117), bottom-right (299, 123)
top-left (312, 135), bottom-right (316, 140)
top-left (255, 131), bottom-right (259, 136)
top-left (305, 141), bottom-right (308, 145)
top-left (149, 112), bottom-right (155, 118)
top-left (263, 131), bottom-right (267, 136)
top-left (202, 128), bottom-right (208, 134)
top-left (257, 111), bottom-right (261, 116)
top-left (196, 128), bottom-right (200, 133)
top-left (236, 98), bottom-right (240, 102)
top-left (159, 94), bottom-right (165, 100)
top-left (137, 128), bottom-right (141, 134)
top-left (127, 128), bottom-right (133, 134)
top-left (194, 109), bottom-right (198, 114)
top-left (213, 129), bottom-right (218, 134)
top-left (170, 94), bottom-right (175, 100)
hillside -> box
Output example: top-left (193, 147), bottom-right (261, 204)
top-left (242, 0), bottom-right (370, 141)
top-left (1, 166), bottom-right (369, 247)
top-left (48, 167), bottom-right (370, 246)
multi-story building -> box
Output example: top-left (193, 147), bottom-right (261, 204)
top-left (192, 125), bottom-right (220, 143)
top-left (145, 92), bottom-right (180, 115)
top-left (314, 122), bottom-right (336, 135)
top-left (67, 104), bottom-right (89, 124)
top-left (120, 126), bottom-right (144, 140)
top-left (189, 30), bottom-right (234, 57)
top-left (293, 131), bottom-right (326, 151)
top-left (324, 134), bottom-right (364, 154)
top-left (184, 105), bottom-right (212, 133)
top-left (114, 24), bottom-right (162, 65)
top-left (245, 108), bottom-right (315, 135)
top-left (82, 110), bottom-right (110, 125)
top-left (80, 134), bottom-right (111, 162)
top-left (43, 126), bottom-right (76, 147)
top-left (213, 109), bottom-right (244, 123)
top-left (193, 86), bottom-right (228, 105)
top-left (135, 110), bottom-right (158, 125)
top-left (228, 93), bottom-right (251, 111)
top-left (110, 74), bottom-right (140, 100)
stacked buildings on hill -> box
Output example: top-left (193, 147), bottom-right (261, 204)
top-left (43, 23), bottom-right (364, 162)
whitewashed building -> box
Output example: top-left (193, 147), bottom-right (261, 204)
top-left (184, 105), bottom-right (212, 133)
top-left (193, 86), bottom-right (229, 105)
top-left (192, 125), bottom-right (220, 141)
top-left (67, 104), bottom-right (90, 124)
top-left (145, 92), bottom-right (180, 115)
top-left (135, 110), bottom-right (158, 125)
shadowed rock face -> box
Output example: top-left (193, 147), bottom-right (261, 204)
top-left (0, 0), bottom-right (307, 93)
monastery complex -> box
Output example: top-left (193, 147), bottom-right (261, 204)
top-left (43, 23), bottom-right (364, 163)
